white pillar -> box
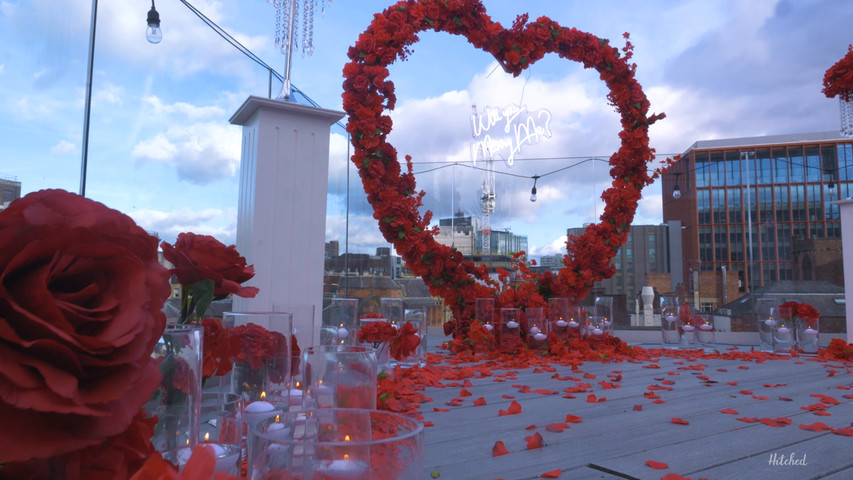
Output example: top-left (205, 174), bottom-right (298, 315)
top-left (229, 96), bottom-right (344, 342)
top-left (836, 198), bottom-right (853, 343)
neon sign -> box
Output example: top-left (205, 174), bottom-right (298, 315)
top-left (471, 104), bottom-right (552, 167)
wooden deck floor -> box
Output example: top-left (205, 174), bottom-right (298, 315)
top-left (417, 337), bottom-right (853, 480)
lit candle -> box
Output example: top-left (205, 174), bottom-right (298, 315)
top-left (210, 443), bottom-right (241, 473)
top-left (337, 324), bottom-right (349, 338)
top-left (764, 318), bottom-right (777, 327)
top-left (804, 328), bottom-right (818, 335)
top-left (244, 397), bottom-right (277, 432)
top-left (288, 387), bottom-right (303, 408)
top-left (320, 459), bottom-right (369, 479)
top-left (699, 323), bottom-right (713, 331)
top-left (529, 326), bottom-right (540, 335)
top-left (534, 333), bottom-right (547, 341)
top-left (567, 319), bottom-right (579, 328)
top-left (556, 319), bottom-right (568, 328)
top-left (665, 315), bottom-right (677, 324)
top-left (592, 328), bottom-right (603, 336)
top-left (506, 321), bottom-right (519, 329)
top-left (484, 323), bottom-right (494, 331)
top-left (603, 319), bottom-right (611, 327)
top-left (681, 325), bottom-right (695, 332)
top-left (777, 326), bottom-right (790, 334)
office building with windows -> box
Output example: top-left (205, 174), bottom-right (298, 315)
top-left (662, 131), bottom-right (853, 293)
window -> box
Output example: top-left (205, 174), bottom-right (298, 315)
top-left (805, 147), bottom-right (821, 182)
top-left (713, 189), bottom-right (726, 224)
top-left (756, 149), bottom-right (772, 184)
top-left (790, 147), bottom-right (805, 182)
top-left (773, 148), bottom-right (789, 183)
top-left (710, 151), bottom-right (725, 187)
top-left (727, 188), bottom-right (742, 223)
top-left (725, 151), bottom-right (741, 185)
top-left (775, 186), bottom-right (789, 221)
top-left (695, 152), bottom-right (710, 188)
top-left (698, 190), bottom-right (711, 224)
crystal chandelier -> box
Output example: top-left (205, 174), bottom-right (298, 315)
top-left (269, 0), bottom-right (332, 100)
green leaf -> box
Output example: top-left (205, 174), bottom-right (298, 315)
top-left (192, 279), bottom-right (215, 320)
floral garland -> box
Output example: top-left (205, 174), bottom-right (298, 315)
top-left (342, 0), bottom-right (664, 337)
top-left (823, 44), bottom-right (853, 101)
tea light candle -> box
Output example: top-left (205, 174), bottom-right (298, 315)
top-left (764, 318), bottom-right (776, 327)
top-left (568, 320), bottom-right (579, 328)
top-left (664, 315), bottom-right (677, 324)
top-left (506, 321), bottom-right (519, 329)
top-left (699, 323), bottom-right (713, 331)
top-left (533, 333), bottom-right (547, 341)
top-left (483, 323), bottom-right (494, 331)
top-left (210, 443), bottom-right (241, 473)
top-left (804, 328), bottom-right (818, 335)
top-left (556, 319), bottom-right (568, 328)
top-left (681, 325), bottom-right (695, 332)
top-left (529, 326), bottom-right (540, 335)
top-left (244, 400), bottom-right (277, 431)
top-left (592, 328), bottom-right (603, 336)
top-left (777, 326), bottom-right (790, 334)
top-left (603, 320), bottom-right (611, 327)
top-left (320, 459), bottom-right (369, 479)
top-left (289, 388), bottom-right (303, 407)
top-left (337, 326), bottom-right (349, 338)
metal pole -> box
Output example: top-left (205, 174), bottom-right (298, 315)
top-left (80, 0), bottom-right (98, 197)
top-left (276, 0), bottom-right (297, 101)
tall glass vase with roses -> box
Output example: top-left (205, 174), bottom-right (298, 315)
top-left (357, 315), bottom-right (397, 370)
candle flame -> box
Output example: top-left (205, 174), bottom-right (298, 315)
top-left (344, 453), bottom-right (350, 460)
top-left (295, 381), bottom-right (301, 388)
top-left (204, 432), bottom-right (210, 441)
top-left (260, 391), bottom-right (267, 400)
top-left (275, 414), bottom-right (280, 422)
top-left (344, 435), bottom-right (351, 442)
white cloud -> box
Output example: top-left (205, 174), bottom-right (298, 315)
top-left (50, 140), bottom-right (76, 156)
top-left (130, 207), bottom-right (238, 245)
top-left (529, 235), bottom-right (568, 256)
top-left (132, 122), bottom-right (240, 184)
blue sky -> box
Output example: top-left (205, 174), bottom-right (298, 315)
top-left (1, 0), bottom-right (850, 259)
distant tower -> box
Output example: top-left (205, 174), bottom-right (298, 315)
top-left (471, 105), bottom-right (495, 255)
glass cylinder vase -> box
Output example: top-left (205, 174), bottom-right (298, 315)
top-left (250, 408), bottom-right (424, 480)
top-left (796, 315), bottom-right (820, 356)
top-left (302, 345), bottom-right (378, 410)
top-left (147, 324), bottom-right (204, 465)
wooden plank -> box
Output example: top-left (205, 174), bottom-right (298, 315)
top-left (418, 349), bottom-right (853, 480)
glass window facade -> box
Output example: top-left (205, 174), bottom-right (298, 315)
top-left (667, 136), bottom-right (852, 292)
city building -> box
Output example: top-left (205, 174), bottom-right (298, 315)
top-left (662, 131), bottom-right (853, 293)
top-left (0, 177), bottom-right (21, 211)
top-left (538, 253), bottom-right (564, 271)
top-left (436, 214), bottom-right (528, 256)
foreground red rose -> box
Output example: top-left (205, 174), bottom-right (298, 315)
top-left (0, 189), bottom-right (170, 463)
top-left (129, 444), bottom-right (242, 480)
top-left (161, 232), bottom-right (259, 299)
top-left (0, 411), bottom-right (157, 480)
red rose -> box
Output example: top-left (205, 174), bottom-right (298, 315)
top-left (0, 189), bottom-right (170, 462)
top-left (0, 411), bottom-right (157, 480)
top-left (160, 232), bottom-right (259, 299)
top-left (390, 321), bottom-right (421, 361)
top-left (129, 443), bottom-right (243, 480)
top-left (201, 317), bottom-right (237, 379)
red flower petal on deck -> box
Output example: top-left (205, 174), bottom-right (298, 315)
top-left (739, 390), bottom-right (753, 395)
top-left (633, 404), bottom-right (643, 411)
top-left (661, 474), bottom-right (693, 480)
top-left (545, 423), bottom-right (569, 433)
top-left (751, 395), bottom-right (769, 401)
top-left (671, 417), bottom-right (690, 425)
top-left (813, 411), bottom-right (832, 417)
top-left (498, 401), bottom-right (522, 416)
top-left (810, 394), bottom-right (840, 405)
top-left (778, 397), bottom-right (793, 401)
top-left (492, 440), bottom-right (510, 457)
top-left (533, 389), bottom-right (559, 395)
top-left (736, 417), bottom-right (757, 423)
top-left (842, 394), bottom-right (853, 400)
top-left (586, 394), bottom-right (598, 403)
top-left (583, 372), bottom-right (597, 379)
top-left (540, 469), bottom-right (561, 478)
top-left (459, 388), bottom-right (473, 397)
top-left (501, 395), bottom-right (515, 399)
top-left (799, 422), bottom-right (833, 432)
top-left (564, 414), bottom-right (583, 423)
top-left (433, 407), bottom-right (450, 412)
top-left (525, 432), bottom-right (544, 450)
top-left (645, 460), bottom-right (669, 470)
top-left (473, 397), bottom-right (487, 407)
top-left (726, 382), bottom-right (738, 386)
top-left (720, 408), bottom-right (739, 415)
top-left (833, 427), bottom-right (853, 437)
top-left (525, 424), bottom-right (538, 430)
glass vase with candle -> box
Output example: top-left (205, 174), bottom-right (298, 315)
top-left (475, 298), bottom-right (496, 350)
top-left (499, 308), bottom-right (523, 352)
top-left (323, 298), bottom-right (359, 346)
top-left (380, 297), bottom-right (405, 329)
top-left (594, 296), bottom-right (614, 335)
top-left (756, 298), bottom-right (778, 352)
top-left (225, 312), bottom-right (293, 416)
top-left (395, 308), bottom-right (427, 367)
top-left (302, 345), bottom-right (378, 410)
top-left (678, 305), bottom-right (698, 349)
top-left (695, 312), bottom-right (716, 352)
top-left (525, 307), bottom-right (548, 351)
top-left (659, 294), bottom-right (680, 348)
top-left (251, 408), bottom-right (424, 480)
top-left (772, 306), bottom-right (794, 354)
top-left (547, 298), bottom-right (570, 342)
top-left (796, 315), bottom-right (820, 356)
top-left (190, 392), bottom-right (243, 475)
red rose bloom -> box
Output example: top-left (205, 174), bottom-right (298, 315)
top-left (0, 189), bottom-right (170, 462)
top-left (0, 411), bottom-right (157, 480)
top-left (160, 232), bottom-right (259, 299)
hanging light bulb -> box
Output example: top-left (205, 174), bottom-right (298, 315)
top-left (530, 176), bottom-right (539, 202)
top-left (672, 184), bottom-right (681, 199)
top-left (146, 1), bottom-right (162, 44)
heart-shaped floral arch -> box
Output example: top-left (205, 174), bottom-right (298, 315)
top-left (342, 0), bottom-right (665, 338)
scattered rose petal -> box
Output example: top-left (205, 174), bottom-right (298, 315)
top-left (525, 432), bottom-right (544, 450)
top-left (671, 417), bottom-right (690, 425)
top-left (645, 460), bottom-right (669, 470)
top-left (720, 408), bottom-right (739, 415)
top-left (525, 424), bottom-right (538, 430)
top-left (633, 404), bottom-right (644, 411)
top-left (473, 397), bottom-right (487, 407)
top-left (564, 414), bottom-right (583, 423)
top-left (799, 422), bottom-right (833, 432)
top-left (492, 441), bottom-right (510, 457)
top-left (540, 469), bottom-right (561, 478)
top-left (545, 423), bottom-right (569, 433)
top-left (459, 388), bottom-right (473, 397)
top-left (498, 401), bottom-right (522, 416)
